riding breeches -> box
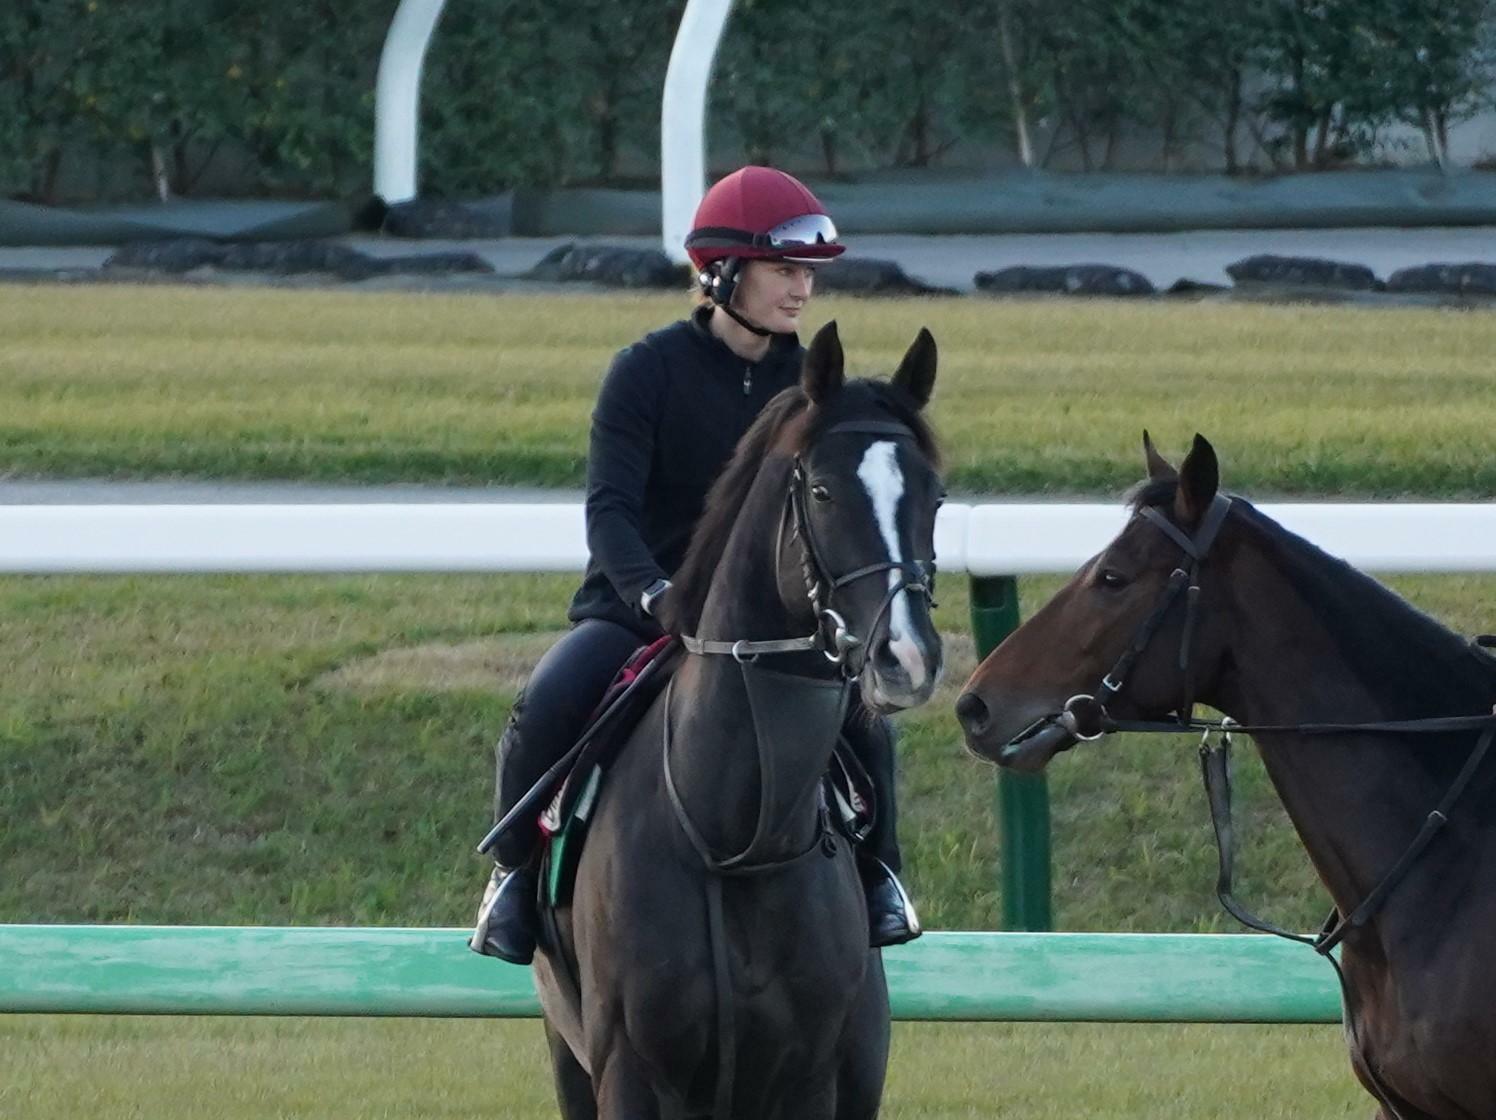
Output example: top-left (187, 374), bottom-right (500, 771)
top-left (490, 620), bottom-right (904, 873)
top-left (491, 619), bottom-right (644, 868)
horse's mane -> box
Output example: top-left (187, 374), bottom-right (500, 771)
top-left (1128, 478), bottom-right (1496, 717)
top-left (668, 379), bottom-right (939, 635)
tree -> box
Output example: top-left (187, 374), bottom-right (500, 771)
top-left (1358, 0), bottom-right (1493, 168)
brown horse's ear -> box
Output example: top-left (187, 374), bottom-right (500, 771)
top-left (891, 327), bottom-right (937, 409)
top-left (1174, 433), bottom-right (1219, 525)
top-left (802, 320), bottom-right (845, 404)
top-left (1143, 429), bottom-right (1177, 481)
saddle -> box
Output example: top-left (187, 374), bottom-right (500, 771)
top-left (536, 642), bottom-right (876, 908)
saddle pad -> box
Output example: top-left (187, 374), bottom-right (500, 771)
top-left (544, 765), bottom-right (601, 907)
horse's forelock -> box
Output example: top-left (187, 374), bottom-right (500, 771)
top-left (1125, 475), bottom-right (1179, 512)
top-left (800, 380), bottom-right (942, 470)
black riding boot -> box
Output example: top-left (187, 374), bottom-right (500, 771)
top-left (860, 854), bottom-right (922, 948)
top-left (469, 862), bottom-right (540, 964)
top-left (845, 710), bottom-right (921, 947)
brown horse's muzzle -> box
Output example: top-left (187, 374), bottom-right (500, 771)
top-left (957, 691), bottom-right (1107, 771)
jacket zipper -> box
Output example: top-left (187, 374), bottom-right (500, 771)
top-left (742, 365), bottom-right (752, 396)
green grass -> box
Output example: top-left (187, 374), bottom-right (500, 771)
top-left (0, 1018), bottom-right (1363, 1119)
top-left (5, 284), bottom-right (1496, 493)
top-left (7, 570), bottom-right (1495, 932)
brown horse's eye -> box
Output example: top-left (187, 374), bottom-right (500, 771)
top-left (1098, 568), bottom-right (1129, 590)
top-left (810, 484), bottom-right (832, 503)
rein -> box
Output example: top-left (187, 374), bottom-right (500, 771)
top-left (680, 419), bottom-right (936, 674)
top-left (1017, 492), bottom-right (1496, 1120)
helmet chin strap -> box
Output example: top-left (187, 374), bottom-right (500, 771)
top-left (721, 303), bottom-right (774, 338)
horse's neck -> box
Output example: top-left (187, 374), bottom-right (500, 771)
top-left (1212, 544), bottom-right (1481, 919)
top-left (669, 468), bottom-right (841, 860)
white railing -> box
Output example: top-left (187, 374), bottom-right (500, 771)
top-left (4, 503), bottom-right (1495, 574)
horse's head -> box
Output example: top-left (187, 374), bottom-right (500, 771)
top-left (957, 432), bottom-right (1233, 770)
top-left (786, 321), bottom-right (945, 711)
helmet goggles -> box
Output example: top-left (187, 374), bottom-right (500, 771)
top-left (685, 212), bottom-right (842, 262)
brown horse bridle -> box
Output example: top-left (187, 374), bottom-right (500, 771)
top-left (1007, 491), bottom-right (1496, 1120)
top-left (681, 419), bottom-right (937, 678)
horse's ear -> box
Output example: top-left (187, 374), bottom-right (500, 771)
top-left (1143, 429), bottom-right (1177, 481)
top-left (892, 327), bottom-right (937, 409)
top-left (1174, 433), bottom-right (1219, 525)
top-left (802, 320), bottom-right (845, 404)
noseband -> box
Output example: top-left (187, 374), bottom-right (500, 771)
top-left (682, 419), bottom-right (937, 677)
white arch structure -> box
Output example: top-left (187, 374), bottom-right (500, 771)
top-left (373, 0), bottom-right (449, 204)
top-left (661, 0), bottom-right (735, 263)
top-left (372, 0), bottom-right (733, 241)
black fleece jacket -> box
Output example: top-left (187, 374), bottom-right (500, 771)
top-left (567, 306), bottom-right (804, 637)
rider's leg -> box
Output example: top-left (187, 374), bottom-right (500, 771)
top-left (842, 709), bottom-right (921, 947)
top-left (471, 618), bottom-right (644, 963)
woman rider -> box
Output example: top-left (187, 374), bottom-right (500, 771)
top-left (471, 165), bottom-right (920, 964)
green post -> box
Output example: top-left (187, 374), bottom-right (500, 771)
top-left (969, 575), bottom-right (1052, 931)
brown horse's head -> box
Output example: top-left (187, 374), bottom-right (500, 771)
top-left (957, 432), bottom-right (1233, 770)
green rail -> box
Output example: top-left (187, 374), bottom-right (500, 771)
top-left (970, 574), bottom-right (1053, 931)
top-left (0, 926), bottom-right (1340, 1023)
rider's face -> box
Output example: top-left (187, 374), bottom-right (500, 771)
top-left (733, 259), bottom-right (816, 333)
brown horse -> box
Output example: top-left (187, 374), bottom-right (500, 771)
top-left (957, 433), bottom-right (1496, 1120)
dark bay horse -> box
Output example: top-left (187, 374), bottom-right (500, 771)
top-left (956, 433), bottom-right (1496, 1120)
top-left (533, 321), bottom-right (945, 1120)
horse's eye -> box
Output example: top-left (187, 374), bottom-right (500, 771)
top-left (810, 484), bottom-right (832, 503)
top-left (1097, 568), bottom-right (1129, 590)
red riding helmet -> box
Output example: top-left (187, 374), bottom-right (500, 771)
top-left (684, 166), bottom-right (845, 274)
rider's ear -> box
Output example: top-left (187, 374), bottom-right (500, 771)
top-left (1143, 429), bottom-right (1177, 481)
top-left (1174, 433), bottom-right (1219, 526)
top-left (802, 320), bottom-right (845, 404)
top-left (891, 328), bottom-right (937, 409)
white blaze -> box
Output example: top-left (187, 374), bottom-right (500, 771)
top-left (857, 441), bottom-right (928, 690)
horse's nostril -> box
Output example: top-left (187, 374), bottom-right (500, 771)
top-left (955, 691), bottom-right (990, 733)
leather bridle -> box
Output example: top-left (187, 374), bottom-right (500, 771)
top-left (681, 419), bottom-right (937, 677)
